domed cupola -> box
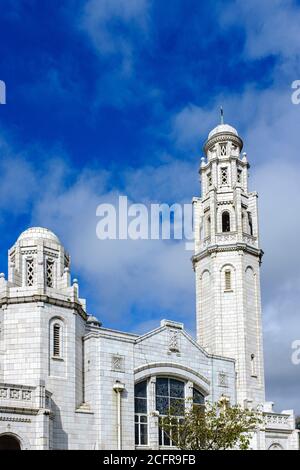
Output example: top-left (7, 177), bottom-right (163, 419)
top-left (8, 226), bottom-right (70, 290)
top-left (203, 110), bottom-right (243, 160)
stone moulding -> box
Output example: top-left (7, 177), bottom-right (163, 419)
top-left (0, 294), bottom-right (87, 320)
top-left (192, 243), bottom-right (264, 268)
top-left (134, 362), bottom-right (211, 397)
top-left (204, 132), bottom-right (243, 154)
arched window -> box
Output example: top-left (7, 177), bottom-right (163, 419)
top-left (53, 323), bottom-right (61, 357)
top-left (222, 211), bottom-right (231, 232)
top-left (156, 378), bottom-right (185, 447)
top-left (134, 381), bottom-right (148, 446)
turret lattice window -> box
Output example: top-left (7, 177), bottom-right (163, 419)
top-left (26, 259), bottom-right (35, 286)
top-left (221, 167), bottom-right (228, 185)
top-left (46, 260), bottom-right (54, 288)
top-left (207, 172), bottom-right (212, 187)
top-left (220, 143), bottom-right (227, 156)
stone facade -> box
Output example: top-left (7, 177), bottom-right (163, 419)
top-left (0, 125), bottom-right (298, 450)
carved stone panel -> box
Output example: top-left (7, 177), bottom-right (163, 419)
top-left (111, 354), bottom-right (125, 372)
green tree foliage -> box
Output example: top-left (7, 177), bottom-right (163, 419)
top-left (159, 397), bottom-right (261, 450)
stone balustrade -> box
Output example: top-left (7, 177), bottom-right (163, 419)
top-left (264, 412), bottom-right (292, 430)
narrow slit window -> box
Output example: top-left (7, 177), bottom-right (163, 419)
top-left (206, 216), bottom-right (211, 238)
top-left (237, 168), bottom-right (242, 184)
top-left (26, 259), bottom-right (35, 286)
top-left (248, 212), bottom-right (253, 236)
top-left (207, 172), bottom-right (212, 187)
top-left (225, 270), bottom-right (232, 291)
top-left (53, 324), bottom-right (61, 357)
top-left (251, 354), bottom-right (257, 377)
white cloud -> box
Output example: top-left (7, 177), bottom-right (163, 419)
top-left (38, 186), bottom-right (194, 328)
top-left (172, 104), bottom-right (218, 150)
top-left (80, 0), bottom-right (149, 76)
top-left (220, 0), bottom-right (300, 62)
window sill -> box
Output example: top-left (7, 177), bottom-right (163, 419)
top-left (75, 409), bottom-right (94, 415)
top-left (51, 356), bottom-right (64, 362)
top-left (159, 446), bottom-right (178, 450)
top-left (224, 289), bottom-right (233, 293)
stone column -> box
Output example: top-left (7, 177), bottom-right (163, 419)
top-left (148, 376), bottom-right (159, 449)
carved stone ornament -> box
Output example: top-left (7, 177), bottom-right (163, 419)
top-left (111, 354), bottom-right (125, 372)
top-left (168, 329), bottom-right (180, 353)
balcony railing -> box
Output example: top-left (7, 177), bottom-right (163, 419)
top-left (264, 412), bottom-right (292, 430)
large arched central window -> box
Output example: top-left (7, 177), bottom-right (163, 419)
top-left (134, 377), bottom-right (206, 448)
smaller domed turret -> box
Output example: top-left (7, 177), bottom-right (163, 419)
top-left (8, 226), bottom-right (70, 290)
top-left (87, 315), bottom-right (101, 327)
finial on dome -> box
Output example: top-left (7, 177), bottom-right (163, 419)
top-left (220, 106), bottom-right (224, 125)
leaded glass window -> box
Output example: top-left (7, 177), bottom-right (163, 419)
top-left (134, 381), bottom-right (148, 446)
top-left (193, 387), bottom-right (205, 405)
top-left (156, 378), bottom-right (185, 447)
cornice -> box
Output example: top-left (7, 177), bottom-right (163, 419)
top-left (192, 243), bottom-right (264, 267)
top-left (0, 294), bottom-right (87, 320)
top-left (204, 132), bottom-right (243, 154)
top-left (0, 406), bottom-right (52, 416)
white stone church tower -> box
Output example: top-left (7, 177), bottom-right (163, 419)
top-left (0, 122), bottom-right (298, 450)
top-left (192, 122), bottom-right (265, 408)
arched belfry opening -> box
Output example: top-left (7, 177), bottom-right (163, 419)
top-left (222, 211), bottom-right (231, 232)
top-left (0, 434), bottom-right (21, 450)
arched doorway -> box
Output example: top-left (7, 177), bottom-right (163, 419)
top-left (0, 434), bottom-right (21, 450)
top-left (268, 443), bottom-right (283, 450)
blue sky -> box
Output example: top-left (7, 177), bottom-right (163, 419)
top-left (1, 0), bottom-right (300, 413)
